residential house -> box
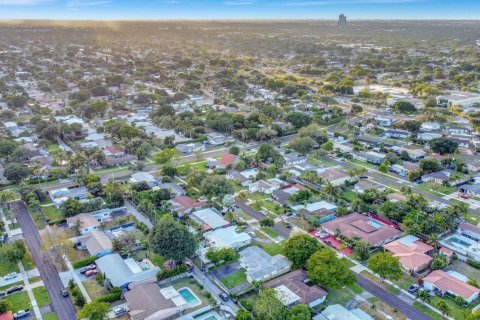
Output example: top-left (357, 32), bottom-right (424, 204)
top-left (283, 153), bottom-right (307, 167)
top-left (385, 129), bottom-right (410, 139)
top-left (417, 132), bottom-right (443, 141)
top-left (66, 213), bottom-right (101, 235)
top-left (391, 146), bottom-right (426, 160)
top-left (458, 223), bottom-right (480, 242)
top-left (291, 201), bottom-right (337, 215)
top-left (105, 154), bottom-right (138, 167)
top-left (191, 208), bottom-right (230, 231)
top-left (354, 180), bottom-right (385, 194)
top-left (318, 169), bottom-right (349, 186)
top-left (450, 136), bottom-right (470, 148)
top-left (103, 145), bottom-right (126, 158)
top-left (249, 180), bottom-right (279, 194)
top-left (75, 230), bottom-right (113, 257)
top-left (421, 171), bottom-right (449, 184)
top-left (423, 270), bottom-right (480, 304)
top-left (205, 132), bottom-right (230, 145)
top-left (459, 184), bottom-right (480, 198)
top-left (218, 153), bottom-right (239, 168)
top-left (129, 172), bottom-right (159, 187)
top-left (466, 160), bottom-right (480, 172)
top-left (203, 225), bottom-right (251, 250)
top-left (440, 233), bottom-right (480, 262)
top-left (421, 122), bottom-right (441, 132)
top-left (264, 269), bottom-right (327, 308)
top-left (239, 246), bottom-right (291, 283)
top-left (314, 304), bottom-right (373, 320)
top-left (321, 213), bottom-right (402, 247)
top-left (95, 253), bottom-right (160, 290)
top-left (49, 186), bottom-right (89, 207)
top-left (125, 283), bottom-right (188, 320)
top-left (375, 117), bottom-right (394, 127)
top-left (228, 169), bottom-right (258, 187)
top-left (0, 312), bottom-right (13, 320)
top-left (156, 183), bottom-right (186, 196)
top-left (383, 235), bottom-right (433, 273)
top-left (272, 184), bottom-right (307, 206)
top-left (169, 196), bottom-right (206, 217)
top-left (390, 162), bottom-right (419, 177)
top-left (176, 143), bottom-right (205, 154)
top-left (355, 151), bottom-right (385, 165)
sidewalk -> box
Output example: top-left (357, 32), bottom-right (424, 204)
top-left (19, 261), bottom-right (42, 320)
top-left (64, 256), bottom-right (92, 303)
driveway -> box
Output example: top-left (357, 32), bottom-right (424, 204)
top-left (12, 201), bottom-right (77, 320)
top-left (235, 201), bottom-right (291, 239)
top-left (356, 274), bottom-right (433, 320)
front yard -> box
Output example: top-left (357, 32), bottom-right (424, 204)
top-left (3, 291), bottom-right (31, 312)
top-left (254, 240), bottom-right (284, 256)
top-left (33, 286), bottom-right (51, 307)
top-left (220, 270), bottom-right (247, 289)
top-left (41, 205), bottom-right (63, 222)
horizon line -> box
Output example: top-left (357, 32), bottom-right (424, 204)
top-left (1, 18), bottom-right (480, 22)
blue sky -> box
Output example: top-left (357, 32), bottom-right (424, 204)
top-left (0, 0), bottom-right (479, 20)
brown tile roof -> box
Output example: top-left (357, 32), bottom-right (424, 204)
top-left (319, 169), bottom-right (347, 181)
top-left (321, 213), bottom-right (402, 247)
top-left (171, 196), bottom-right (206, 212)
top-left (384, 238), bottom-right (433, 271)
top-left (424, 270), bottom-right (480, 300)
top-left (263, 269), bottom-right (326, 305)
top-left (220, 154), bottom-right (238, 166)
top-left (459, 222), bottom-right (480, 234)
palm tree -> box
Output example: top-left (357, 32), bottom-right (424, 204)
top-left (428, 234), bottom-right (440, 253)
top-left (435, 300), bottom-right (450, 319)
top-left (0, 190), bottom-right (14, 206)
top-left (251, 280), bottom-right (263, 295)
top-left (416, 290), bottom-right (432, 304)
top-left (323, 181), bottom-right (338, 197)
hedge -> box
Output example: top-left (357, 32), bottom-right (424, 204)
top-left (72, 256), bottom-right (97, 269)
top-left (157, 264), bottom-right (188, 281)
top-left (467, 259), bottom-right (480, 270)
top-left (96, 287), bottom-right (122, 303)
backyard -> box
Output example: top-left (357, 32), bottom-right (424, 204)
top-left (41, 205), bottom-right (63, 222)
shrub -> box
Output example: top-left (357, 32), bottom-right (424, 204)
top-left (467, 259), bottom-right (480, 269)
top-left (72, 256), bottom-right (97, 269)
top-left (157, 264), bottom-right (189, 281)
top-left (240, 299), bottom-right (253, 312)
top-left (96, 287), bottom-right (122, 303)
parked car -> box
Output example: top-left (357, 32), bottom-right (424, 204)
top-left (81, 265), bottom-right (96, 274)
top-left (113, 307), bottom-right (128, 316)
top-left (6, 285), bottom-right (23, 294)
top-left (285, 222), bottom-right (292, 229)
top-left (314, 231), bottom-right (329, 238)
top-left (0, 291), bottom-right (5, 297)
top-left (407, 284), bottom-right (419, 293)
top-left (61, 288), bottom-right (69, 297)
top-left (85, 269), bottom-right (98, 277)
top-left (13, 309), bottom-right (30, 319)
top-left (3, 272), bottom-right (18, 280)
top-left (218, 292), bottom-right (229, 302)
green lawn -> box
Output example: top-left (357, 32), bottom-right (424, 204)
top-left (33, 286), bottom-right (51, 307)
top-left (260, 227), bottom-right (279, 238)
top-left (0, 260), bottom-right (19, 276)
top-left (413, 302), bottom-right (442, 320)
top-left (325, 287), bottom-right (355, 305)
top-left (83, 279), bottom-right (108, 300)
top-left (47, 144), bottom-right (61, 153)
top-left (41, 205), bottom-right (63, 222)
top-left (43, 313), bottom-right (59, 320)
top-left (255, 241), bottom-right (284, 256)
top-left (348, 283), bottom-right (364, 294)
top-left (391, 272), bottom-right (417, 290)
top-left (247, 192), bottom-right (270, 201)
top-left (220, 270), bottom-right (247, 289)
top-left (4, 291), bottom-right (31, 312)
top-left (259, 201), bottom-right (284, 215)
top-left (341, 190), bottom-right (357, 202)
top-left (431, 296), bottom-right (473, 320)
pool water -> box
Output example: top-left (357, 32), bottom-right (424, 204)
top-left (178, 288), bottom-right (200, 306)
top-left (448, 237), bottom-right (472, 248)
top-left (368, 219), bottom-right (384, 228)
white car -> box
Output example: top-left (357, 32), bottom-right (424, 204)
top-left (315, 231), bottom-right (329, 239)
top-left (13, 309), bottom-right (30, 319)
top-left (3, 272), bottom-right (18, 281)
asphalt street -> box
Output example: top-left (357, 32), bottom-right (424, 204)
top-left (357, 274), bottom-right (433, 320)
top-left (11, 201), bottom-right (77, 320)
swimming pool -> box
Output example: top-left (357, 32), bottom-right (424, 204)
top-left (178, 287), bottom-right (202, 307)
top-left (368, 219), bottom-right (384, 228)
top-left (448, 236), bottom-right (472, 248)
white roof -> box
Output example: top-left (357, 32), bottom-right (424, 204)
top-left (203, 226), bottom-right (251, 248)
top-left (275, 285), bottom-right (300, 306)
top-left (192, 208), bottom-right (229, 230)
top-left (130, 172), bottom-right (156, 183)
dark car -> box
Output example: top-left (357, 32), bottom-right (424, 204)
top-left (6, 285), bottom-right (23, 294)
top-left (285, 222), bottom-right (292, 229)
top-left (218, 292), bottom-right (229, 302)
top-left (0, 291), bottom-right (5, 297)
top-left (61, 288), bottom-right (69, 297)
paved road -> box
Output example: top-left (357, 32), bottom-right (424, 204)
top-left (327, 156), bottom-right (480, 216)
top-left (11, 201), bottom-right (77, 320)
top-left (357, 274), bottom-right (433, 320)
top-left (235, 201), bottom-right (291, 239)
top-left (191, 264), bottom-right (238, 314)
top-left (125, 200), bottom-right (154, 229)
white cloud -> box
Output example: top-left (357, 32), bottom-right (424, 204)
top-left (67, 0), bottom-right (111, 7)
top-left (0, 0), bottom-right (50, 5)
top-left (224, 0), bottom-right (255, 5)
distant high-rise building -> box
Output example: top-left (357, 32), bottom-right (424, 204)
top-left (337, 14), bottom-right (348, 28)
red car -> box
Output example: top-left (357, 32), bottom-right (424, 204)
top-left (85, 269), bottom-right (98, 277)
